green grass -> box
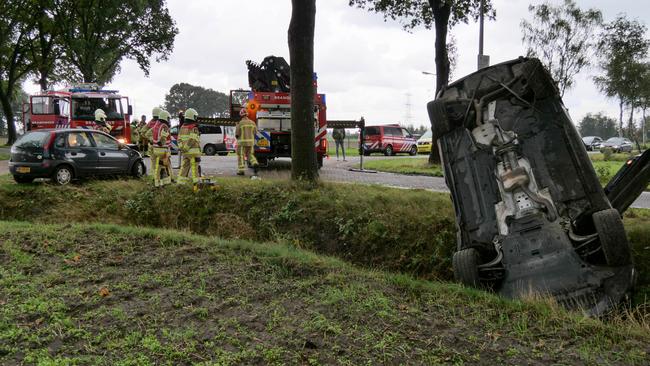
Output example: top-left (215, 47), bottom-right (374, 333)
top-left (0, 153), bottom-right (9, 161)
top-left (0, 221), bottom-right (649, 365)
top-left (363, 157), bottom-right (443, 176)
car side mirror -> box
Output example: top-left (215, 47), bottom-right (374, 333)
top-left (53, 102), bottom-right (60, 116)
top-left (128, 105), bottom-right (133, 115)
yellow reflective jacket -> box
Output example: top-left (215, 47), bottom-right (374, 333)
top-left (236, 117), bottom-right (257, 147)
top-left (179, 122), bottom-right (201, 155)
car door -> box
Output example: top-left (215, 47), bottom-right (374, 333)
top-left (401, 128), bottom-right (415, 153)
top-left (91, 132), bottom-right (130, 173)
top-left (61, 131), bottom-right (98, 175)
top-left (389, 126), bottom-right (403, 152)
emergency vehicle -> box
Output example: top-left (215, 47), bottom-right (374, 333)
top-left (23, 83), bottom-right (133, 144)
top-left (361, 124), bottom-right (418, 156)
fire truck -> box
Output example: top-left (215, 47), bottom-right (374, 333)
top-left (22, 83), bottom-right (133, 144)
top-left (197, 56), bottom-right (329, 167)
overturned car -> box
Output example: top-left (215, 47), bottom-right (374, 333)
top-left (428, 57), bottom-right (636, 315)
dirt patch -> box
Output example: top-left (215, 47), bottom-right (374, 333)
top-left (0, 222), bottom-right (648, 365)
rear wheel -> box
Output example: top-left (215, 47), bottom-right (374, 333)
top-left (409, 145), bottom-right (417, 156)
top-left (384, 145), bottom-right (393, 156)
top-left (131, 160), bottom-right (146, 178)
top-left (13, 175), bottom-right (34, 184)
top-left (52, 165), bottom-right (73, 185)
top-left (593, 208), bottom-right (632, 266)
top-left (204, 144), bottom-right (217, 156)
top-left (453, 248), bottom-right (481, 287)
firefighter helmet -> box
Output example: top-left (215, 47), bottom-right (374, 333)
top-left (94, 109), bottom-right (107, 122)
top-left (184, 108), bottom-right (198, 121)
top-left (152, 107), bottom-right (161, 119)
top-left (158, 110), bottom-right (171, 122)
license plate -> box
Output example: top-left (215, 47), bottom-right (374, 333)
top-left (257, 139), bottom-right (269, 147)
top-left (16, 167), bottom-right (30, 173)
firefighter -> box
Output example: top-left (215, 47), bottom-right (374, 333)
top-left (94, 109), bottom-right (110, 134)
top-left (235, 106), bottom-right (259, 177)
top-left (177, 108), bottom-right (202, 184)
top-left (141, 107), bottom-right (161, 157)
top-left (147, 109), bottom-right (173, 187)
top-left (136, 115), bottom-right (147, 152)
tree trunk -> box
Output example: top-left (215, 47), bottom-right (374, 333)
top-left (288, 0), bottom-right (318, 182)
top-left (0, 91), bottom-right (17, 145)
top-left (618, 98), bottom-right (624, 137)
top-left (427, 0), bottom-right (452, 165)
top-left (627, 105), bottom-right (635, 139)
top-left (39, 69), bottom-right (49, 91)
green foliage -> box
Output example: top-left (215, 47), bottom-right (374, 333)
top-left (578, 113), bottom-right (618, 139)
top-left (54, 0), bottom-right (179, 84)
top-left (601, 147), bottom-right (614, 161)
top-left (164, 83), bottom-right (230, 117)
top-left (520, 0), bottom-right (602, 97)
top-left (362, 158), bottom-right (444, 176)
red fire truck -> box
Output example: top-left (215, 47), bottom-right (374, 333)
top-left (23, 84), bottom-right (133, 143)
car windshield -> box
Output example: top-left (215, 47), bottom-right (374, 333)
top-left (13, 131), bottom-right (50, 149)
top-left (419, 130), bottom-right (432, 140)
top-left (72, 97), bottom-right (123, 120)
top-left (582, 137), bottom-right (595, 143)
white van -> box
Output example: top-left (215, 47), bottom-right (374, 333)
top-left (170, 124), bottom-right (236, 156)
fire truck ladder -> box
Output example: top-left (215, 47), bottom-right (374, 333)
top-left (327, 117), bottom-right (376, 173)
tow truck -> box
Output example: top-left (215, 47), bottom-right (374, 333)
top-left (22, 83), bottom-right (134, 144)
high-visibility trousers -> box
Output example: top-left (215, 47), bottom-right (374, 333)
top-left (237, 144), bottom-right (258, 173)
top-left (152, 146), bottom-right (172, 187)
top-left (178, 150), bottom-right (201, 183)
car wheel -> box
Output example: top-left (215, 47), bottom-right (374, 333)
top-left (217, 152), bottom-right (228, 156)
top-left (53, 165), bottom-right (73, 185)
top-left (204, 145), bottom-right (217, 156)
top-left (409, 145), bottom-right (417, 156)
top-left (13, 175), bottom-right (34, 184)
top-left (384, 145), bottom-right (393, 156)
top-left (593, 208), bottom-right (632, 266)
top-left (131, 160), bottom-right (146, 178)
top-left (453, 248), bottom-right (481, 288)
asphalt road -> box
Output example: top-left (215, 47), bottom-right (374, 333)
top-left (1, 152), bottom-right (648, 209)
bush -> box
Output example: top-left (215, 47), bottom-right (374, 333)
top-left (601, 147), bottom-right (614, 161)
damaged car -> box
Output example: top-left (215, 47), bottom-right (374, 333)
top-left (428, 57), bottom-right (637, 316)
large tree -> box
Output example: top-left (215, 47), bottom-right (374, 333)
top-left (28, 0), bottom-right (61, 91)
top-left (520, 0), bottom-right (602, 97)
top-left (348, 0), bottom-right (495, 163)
top-left (577, 112), bottom-right (618, 139)
top-left (164, 83), bottom-right (229, 117)
top-left (594, 16), bottom-right (650, 137)
top-left (0, 0), bottom-right (37, 144)
top-left (288, 0), bottom-right (318, 182)
top-left (54, 0), bottom-right (178, 85)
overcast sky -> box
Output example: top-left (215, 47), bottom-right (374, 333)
top-left (24, 0), bottom-right (650, 128)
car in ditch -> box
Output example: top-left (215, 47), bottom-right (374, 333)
top-left (9, 129), bottom-right (146, 185)
top-left (428, 57), bottom-right (635, 316)
top-left (601, 137), bottom-right (633, 153)
top-left (581, 136), bottom-right (603, 151)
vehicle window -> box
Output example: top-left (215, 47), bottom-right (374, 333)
top-left (365, 127), bottom-right (379, 136)
top-left (92, 133), bottom-right (119, 149)
top-left (55, 98), bottom-right (70, 117)
top-left (421, 130), bottom-right (432, 139)
top-left (72, 97), bottom-right (123, 121)
top-left (200, 125), bottom-right (221, 134)
top-left (14, 131), bottom-right (50, 148)
top-left (386, 127), bottom-right (401, 136)
top-left (402, 128), bottom-right (412, 137)
top-left (67, 132), bottom-right (92, 148)
top-left (31, 96), bottom-right (54, 115)
top-left (54, 134), bottom-right (65, 148)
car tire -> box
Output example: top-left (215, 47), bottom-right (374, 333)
top-left (384, 145), bottom-right (393, 156)
top-left (593, 208), bottom-right (632, 266)
top-left (409, 145), bottom-right (417, 156)
top-left (427, 100), bottom-right (453, 141)
top-left (131, 160), bottom-right (146, 178)
top-left (52, 165), bottom-right (73, 185)
top-left (204, 144), bottom-right (217, 156)
top-left (453, 248), bottom-right (481, 288)
top-left (217, 152), bottom-right (229, 156)
top-left (13, 175), bottom-right (34, 184)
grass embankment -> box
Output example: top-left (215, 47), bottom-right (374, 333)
top-left (1, 222), bottom-right (649, 365)
top-left (1, 177), bottom-right (649, 305)
top-left (0, 153), bottom-right (9, 161)
top-left (0, 176), bottom-right (456, 279)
